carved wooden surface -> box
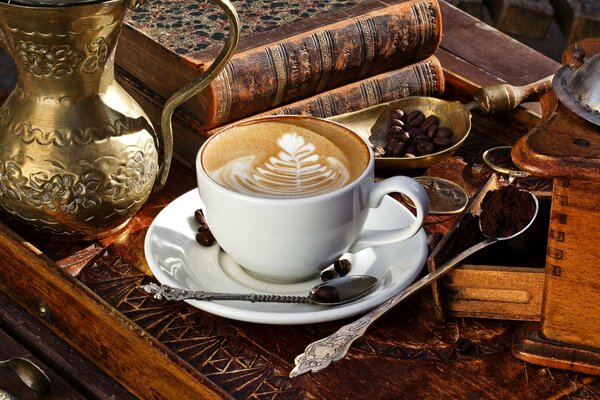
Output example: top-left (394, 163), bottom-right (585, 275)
top-left (75, 225), bottom-right (599, 399)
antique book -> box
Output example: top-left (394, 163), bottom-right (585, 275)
top-left (257, 55), bottom-right (445, 120)
top-left (115, 56), bottom-right (444, 167)
top-left (117, 0), bottom-right (442, 129)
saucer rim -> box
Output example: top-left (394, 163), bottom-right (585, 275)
top-left (144, 189), bottom-right (427, 325)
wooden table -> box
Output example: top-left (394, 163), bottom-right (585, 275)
top-left (1, 3), bottom-right (598, 399)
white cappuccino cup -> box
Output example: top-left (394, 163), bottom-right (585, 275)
top-left (196, 115), bottom-right (428, 282)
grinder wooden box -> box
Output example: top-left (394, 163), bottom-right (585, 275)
top-left (427, 174), bottom-right (551, 322)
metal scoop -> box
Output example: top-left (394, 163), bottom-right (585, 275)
top-left (0, 357), bottom-right (51, 393)
top-left (141, 275), bottom-right (378, 306)
top-left (290, 190), bottom-right (539, 377)
top-left (328, 76), bottom-right (553, 174)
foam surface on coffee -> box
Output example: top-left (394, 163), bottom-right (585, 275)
top-left (202, 120), bottom-right (368, 198)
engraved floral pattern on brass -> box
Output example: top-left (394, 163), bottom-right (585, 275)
top-left (16, 41), bottom-right (84, 78)
top-left (0, 0), bottom-right (159, 239)
top-left (0, 0), bottom-right (240, 239)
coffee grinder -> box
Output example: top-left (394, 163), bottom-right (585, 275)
top-left (511, 38), bottom-right (600, 375)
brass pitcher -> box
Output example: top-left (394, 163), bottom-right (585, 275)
top-left (0, 0), bottom-right (239, 239)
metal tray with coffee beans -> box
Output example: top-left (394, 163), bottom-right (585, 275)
top-left (328, 96), bottom-right (471, 173)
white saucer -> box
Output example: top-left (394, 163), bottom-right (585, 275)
top-left (144, 189), bottom-right (427, 325)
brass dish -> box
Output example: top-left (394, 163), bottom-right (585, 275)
top-left (328, 96), bottom-right (471, 173)
top-left (328, 76), bottom-right (554, 174)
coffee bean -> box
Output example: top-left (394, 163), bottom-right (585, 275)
top-left (397, 130), bottom-right (411, 143)
top-left (381, 108), bottom-right (453, 159)
top-left (194, 209), bottom-right (211, 235)
top-left (390, 141), bottom-right (406, 157)
top-left (413, 134), bottom-right (430, 144)
top-left (435, 127), bottom-right (454, 139)
top-left (407, 126), bottom-right (423, 137)
top-left (391, 109), bottom-right (406, 122)
top-left (194, 209), bottom-right (207, 225)
top-left (386, 137), bottom-right (400, 153)
top-left (407, 110), bottom-right (425, 126)
top-left (334, 259), bottom-right (352, 276)
top-left (391, 118), bottom-right (405, 128)
top-left (320, 269), bottom-right (339, 281)
top-left (416, 141), bottom-right (435, 155)
top-left (420, 115), bottom-right (439, 130)
top-left (433, 136), bottom-right (452, 148)
top-left (195, 230), bottom-right (215, 246)
top-left (389, 125), bottom-right (404, 136)
top-left (426, 124), bottom-right (438, 138)
top-left (313, 285), bottom-right (340, 303)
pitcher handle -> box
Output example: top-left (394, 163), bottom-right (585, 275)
top-left (154, 0), bottom-right (241, 192)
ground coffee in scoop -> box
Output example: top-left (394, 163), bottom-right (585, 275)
top-left (480, 185), bottom-right (536, 238)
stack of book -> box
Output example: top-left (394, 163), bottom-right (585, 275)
top-left (116, 0), bottom-right (445, 166)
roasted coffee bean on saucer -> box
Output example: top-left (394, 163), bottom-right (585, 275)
top-left (334, 259), bottom-right (352, 276)
top-left (321, 259), bottom-right (352, 281)
top-left (194, 209), bottom-right (208, 227)
top-left (381, 108), bottom-right (454, 158)
top-left (320, 269), bottom-right (339, 281)
top-left (195, 230), bottom-right (215, 246)
top-left (194, 208), bottom-right (215, 246)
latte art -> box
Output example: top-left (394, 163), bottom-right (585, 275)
top-left (211, 132), bottom-right (350, 198)
top-left (202, 118), bottom-right (369, 199)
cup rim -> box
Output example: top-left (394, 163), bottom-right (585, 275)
top-left (196, 114), bottom-right (374, 203)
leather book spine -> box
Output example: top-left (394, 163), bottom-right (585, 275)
top-left (201, 0), bottom-right (442, 129)
top-left (260, 56), bottom-right (444, 120)
top-left (205, 56), bottom-right (445, 136)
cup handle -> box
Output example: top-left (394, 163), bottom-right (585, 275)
top-left (349, 176), bottom-right (429, 253)
top-left (154, 0), bottom-right (241, 192)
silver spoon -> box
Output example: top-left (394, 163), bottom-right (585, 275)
top-left (290, 191), bottom-right (539, 377)
top-left (0, 357), bottom-right (51, 393)
top-left (141, 275), bottom-right (378, 306)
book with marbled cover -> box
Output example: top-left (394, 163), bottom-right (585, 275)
top-left (118, 0), bottom-right (442, 129)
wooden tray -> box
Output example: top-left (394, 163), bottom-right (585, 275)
top-left (3, 4), bottom-right (594, 398)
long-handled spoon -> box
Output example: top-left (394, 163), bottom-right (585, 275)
top-left (142, 275), bottom-right (378, 306)
top-left (0, 357), bottom-right (51, 393)
top-left (290, 191), bottom-right (539, 377)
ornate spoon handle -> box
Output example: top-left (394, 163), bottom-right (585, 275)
top-left (141, 283), bottom-right (310, 304)
top-left (289, 238), bottom-right (496, 377)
